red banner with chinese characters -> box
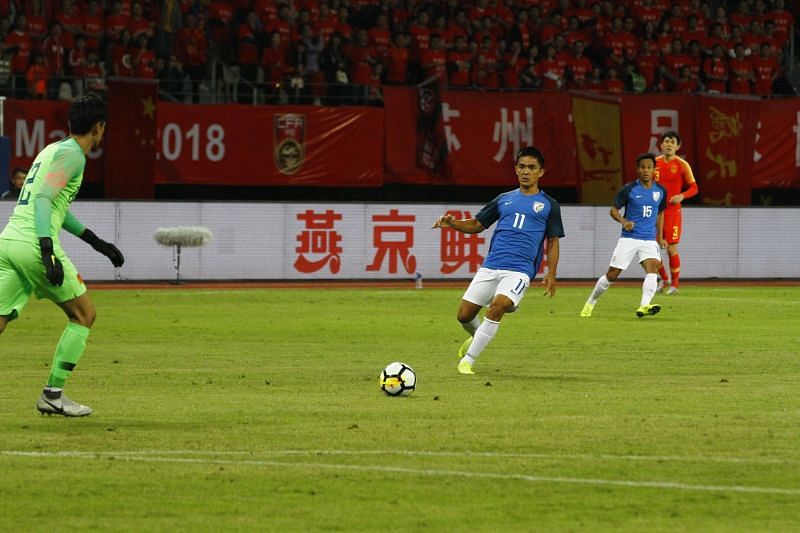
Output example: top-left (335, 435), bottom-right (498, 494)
top-left (572, 94), bottom-right (623, 204)
top-left (155, 103), bottom-right (383, 187)
top-left (619, 94), bottom-right (698, 174)
top-left (752, 98), bottom-right (800, 189)
top-left (104, 78), bottom-right (158, 198)
top-left (3, 99), bottom-right (104, 183)
top-left (384, 87), bottom-right (577, 188)
top-left (694, 96), bottom-right (760, 205)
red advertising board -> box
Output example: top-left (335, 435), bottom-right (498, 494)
top-left (384, 87), bottom-right (577, 188)
top-left (154, 103), bottom-right (384, 187)
top-left (752, 98), bottom-right (800, 189)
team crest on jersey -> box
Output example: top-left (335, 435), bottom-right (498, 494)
top-left (670, 163), bottom-right (679, 173)
top-left (533, 201), bottom-right (545, 213)
top-left (653, 191), bottom-right (661, 202)
top-left (274, 114), bottom-right (306, 175)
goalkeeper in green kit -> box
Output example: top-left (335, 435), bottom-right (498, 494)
top-left (0, 93), bottom-right (124, 417)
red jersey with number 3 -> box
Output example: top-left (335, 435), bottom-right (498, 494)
top-left (655, 155), bottom-right (695, 210)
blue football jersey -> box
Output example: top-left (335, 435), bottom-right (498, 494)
top-left (613, 180), bottom-right (668, 240)
top-left (474, 189), bottom-right (565, 279)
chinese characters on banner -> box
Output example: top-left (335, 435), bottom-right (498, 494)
top-left (695, 97), bottom-right (759, 205)
top-left (290, 207), bottom-right (496, 276)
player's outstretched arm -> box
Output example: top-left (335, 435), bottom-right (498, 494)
top-left (81, 229), bottom-right (125, 267)
top-left (432, 215), bottom-right (484, 233)
top-left (62, 210), bottom-right (124, 267)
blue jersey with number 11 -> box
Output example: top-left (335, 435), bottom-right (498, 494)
top-left (613, 180), bottom-right (668, 240)
top-left (475, 188), bottom-right (565, 279)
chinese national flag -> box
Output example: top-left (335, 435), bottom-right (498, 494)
top-left (103, 78), bottom-right (158, 198)
top-left (572, 95), bottom-right (623, 204)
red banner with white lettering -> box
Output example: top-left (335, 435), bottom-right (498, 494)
top-left (4, 99), bottom-right (104, 183)
top-left (384, 87), bottom-right (577, 188)
top-left (694, 96), bottom-right (759, 206)
top-left (752, 98), bottom-right (800, 189)
top-left (619, 94), bottom-right (698, 174)
top-left (155, 103), bottom-right (383, 187)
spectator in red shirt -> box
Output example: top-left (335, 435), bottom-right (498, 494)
top-left (602, 66), bottom-right (624, 93)
top-left (446, 34), bottom-right (472, 87)
top-left (661, 38), bottom-right (692, 90)
top-left (82, 0), bottom-right (105, 52)
top-left (636, 39), bottom-right (661, 91)
top-left (106, 1), bottom-right (131, 43)
top-left (25, 0), bottom-right (49, 51)
top-left (567, 40), bottom-right (592, 90)
top-left (176, 12), bottom-right (207, 103)
top-left (236, 11), bottom-right (262, 93)
top-left (334, 6), bottom-right (352, 42)
top-left (68, 34), bottom-right (88, 95)
top-left (112, 28), bottom-right (135, 77)
top-left (702, 44), bottom-right (728, 93)
top-left (728, 42), bottom-right (753, 95)
top-left (368, 13), bottom-right (391, 61)
top-left (84, 49), bottom-right (107, 92)
top-left (54, 0), bottom-right (82, 49)
top-left (769, 0), bottom-right (792, 46)
top-left (472, 35), bottom-right (499, 88)
top-left (26, 52), bottom-right (48, 99)
top-left (313, 2), bottom-right (337, 45)
top-left (540, 44), bottom-right (565, 91)
top-left (261, 31), bottom-right (288, 103)
top-left (419, 33), bottom-right (446, 81)
top-left (4, 14), bottom-right (32, 97)
top-left (501, 40), bottom-right (524, 89)
top-left (345, 28), bottom-right (377, 103)
top-left (42, 22), bottom-right (67, 99)
top-left (133, 34), bottom-right (156, 79)
top-left (681, 15), bottom-right (707, 50)
top-left (674, 65), bottom-right (698, 93)
top-left (751, 42), bottom-right (779, 96)
top-left (130, 1), bottom-right (155, 41)
top-left (507, 9), bottom-right (531, 52)
top-left (385, 31), bottom-right (410, 85)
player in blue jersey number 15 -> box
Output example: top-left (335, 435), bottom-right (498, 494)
top-left (433, 146), bottom-right (565, 375)
top-left (0, 93), bottom-right (124, 417)
top-left (580, 153), bottom-right (667, 318)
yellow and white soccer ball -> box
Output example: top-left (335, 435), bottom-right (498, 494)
top-left (379, 362), bottom-right (416, 397)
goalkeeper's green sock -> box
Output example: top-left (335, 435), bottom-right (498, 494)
top-left (46, 323), bottom-right (90, 389)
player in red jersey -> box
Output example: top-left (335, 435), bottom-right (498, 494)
top-left (654, 131), bottom-right (698, 294)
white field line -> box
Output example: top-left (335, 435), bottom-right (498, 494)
top-left (2, 450), bottom-right (799, 496)
top-left (2, 448), bottom-right (794, 465)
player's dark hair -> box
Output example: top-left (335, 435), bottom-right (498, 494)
top-left (660, 130), bottom-right (681, 144)
top-left (636, 152), bottom-right (657, 167)
top-left (515, 146), bottom-right (545, 167)
top-left (68, 93), bottom-right (107, 135)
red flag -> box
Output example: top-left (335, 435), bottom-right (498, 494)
top-left (103, 78), bottom-right (158, 198)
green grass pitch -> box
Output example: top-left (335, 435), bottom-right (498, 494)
top-left (1, 284), bottom-right (799, 531)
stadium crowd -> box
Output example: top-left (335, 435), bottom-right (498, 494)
top-left (0, 0), bottom-right (796, 104)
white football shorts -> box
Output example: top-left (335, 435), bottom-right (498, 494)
top-left (609, 237), bottom-right (661, 270)
top-left (462, 267), bottom-right (531, 307)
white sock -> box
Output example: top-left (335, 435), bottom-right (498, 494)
top-left (461, 316), bottom-right (481, 336)
top-left (641, 273), bottom-right (658, 306)
top-left (588, 275), bottom-right (612, 304)
top-left (462, 318), bottom-right (500, 364)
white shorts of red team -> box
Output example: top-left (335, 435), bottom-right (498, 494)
top-left (462, 267), bottom-right (531, 307)
top-left (609, 238), bottom-right (661, 270)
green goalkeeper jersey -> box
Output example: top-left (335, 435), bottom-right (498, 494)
top-left (0, 137), bottom-right (85, 246)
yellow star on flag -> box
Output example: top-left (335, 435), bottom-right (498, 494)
top-left (142, 96), bottom-right (156, 119)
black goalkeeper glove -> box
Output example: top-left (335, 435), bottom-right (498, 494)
top-left (80, 229), bottom-right (125, 267)
top-left (39, 237), bottom-right (64, 286)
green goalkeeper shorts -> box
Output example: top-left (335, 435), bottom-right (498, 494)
top-left (0, 238), bottom-right (86, 320)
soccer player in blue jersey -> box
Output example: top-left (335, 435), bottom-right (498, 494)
top-left (0, 93), bottom-right (124, 416)
top-left (432, 146), bottom-right (565, 375)
top-left (580, 152), bottom-right (667, 318)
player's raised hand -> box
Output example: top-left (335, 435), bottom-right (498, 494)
top-left (80, 229), bottom-right (125, 267)
top-left (432, 214), bottom-right (456, 229)
top-left (38, 237), bottom-right (64, 286)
